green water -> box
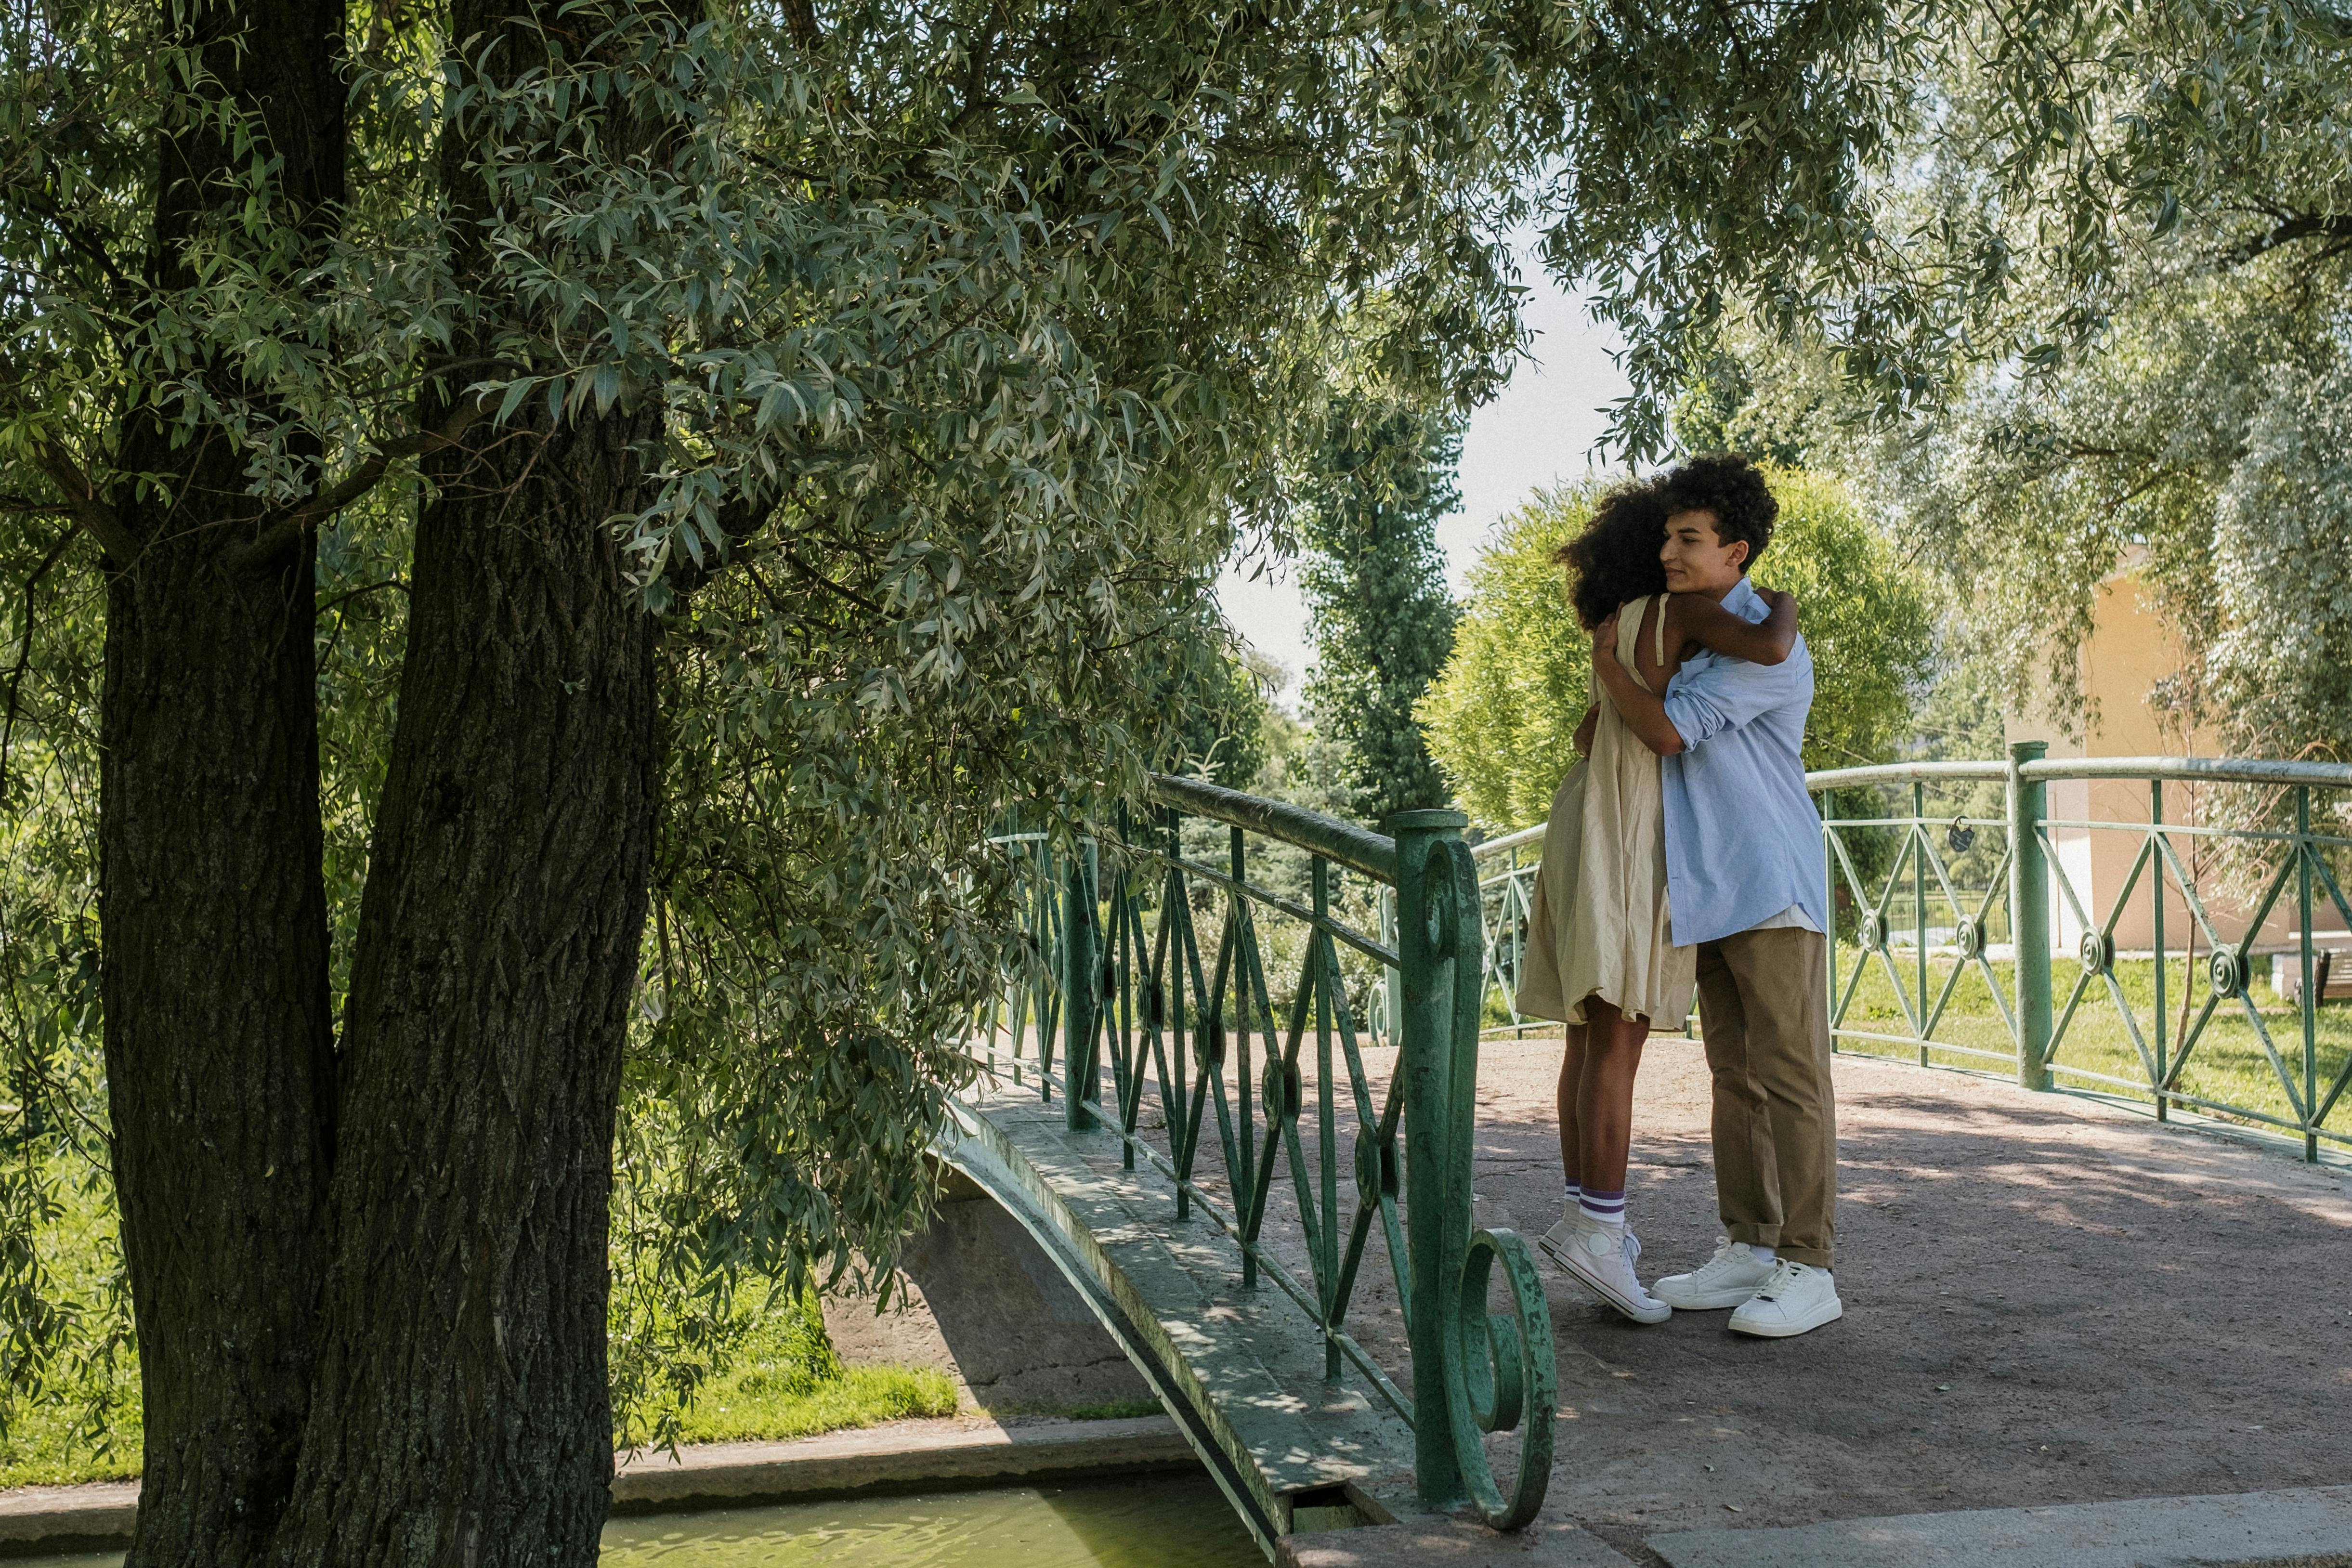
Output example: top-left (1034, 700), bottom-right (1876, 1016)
top-left (12, 1476), bottom-right (1264, 1568)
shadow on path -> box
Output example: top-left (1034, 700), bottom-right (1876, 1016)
top-left (1464, 1037), bottom-right (2352, 1541)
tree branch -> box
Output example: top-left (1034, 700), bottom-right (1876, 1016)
top-left (233, 398), bottom-right (486, 567)
top-left (316, 576), bottom-right (408, 616)
top-left (771, 545), bottom-right (885, 615)
top-left (2225, 212), bottom-right (2352, 267)
top-left (29, 439), bottom-right (140, 567)
top-left (781, 0), bottom-right (820, 52)
top-left (0, 524), bottom-right (77, 807)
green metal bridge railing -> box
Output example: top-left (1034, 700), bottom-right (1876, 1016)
top-left (1474, 746), bottom-right (2352, 1163)
top-left (971, 776), bottom-right (1555, 1530)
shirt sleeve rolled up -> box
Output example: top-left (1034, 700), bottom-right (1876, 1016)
top-left (1663, 654), bottom-right (1813, 752)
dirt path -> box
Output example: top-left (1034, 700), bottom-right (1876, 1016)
top-left (1464, 1036), bottom-right (2352, 1548)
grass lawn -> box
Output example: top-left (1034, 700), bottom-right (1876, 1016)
top-left (0, 1167), bottom-right (957, 1490)
top-left (1, 1302), bottom-right (959, 1492)
top-left (1485, 941), bottom-right (2351, 1151)
top-left (627, 1303), bottom-right (957, 1451)
top-left (0, 1159), bottom-right (141, 1490)
top-left (1828, 946), bottom-right (2352, 1146)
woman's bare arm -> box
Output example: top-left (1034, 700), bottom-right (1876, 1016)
top-left (1572, 704), bottom-right (1598, 756)
top-left (1671, 587), bottom-right (1797, 665)
top-left (1592, 614), bottom-right (1685, 757)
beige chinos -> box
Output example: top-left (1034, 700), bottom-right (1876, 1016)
top-left (1693, 927), bottom-right (1836, 1268)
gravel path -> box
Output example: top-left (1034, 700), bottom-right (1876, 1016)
top-left (1463, 1035), bottom-right (2352, 1550)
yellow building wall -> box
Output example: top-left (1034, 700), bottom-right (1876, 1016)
top-left (2004, 564), bottom-right (2302, 956)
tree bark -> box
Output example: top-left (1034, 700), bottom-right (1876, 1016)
top-left (264, 405), bottom-right (659, 1565)
top-left (101, 4), bottom-right (344, 1564)
top-left (256, 0), bottom-right (664, 1552)
top-left (104, 490), bottom-right (338, 1568)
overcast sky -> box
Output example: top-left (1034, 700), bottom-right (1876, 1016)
top-left (1215, 274), bottom-right (1634, 705)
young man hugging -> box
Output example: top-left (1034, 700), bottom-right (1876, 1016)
top-left (1586, 453), bottom-right (1843, 1339)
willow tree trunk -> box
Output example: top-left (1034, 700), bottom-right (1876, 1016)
top-left (253, 1), bottom-right (666, 1552)
top-left (103, 493), bottom-right (337, 1568)
top-left (263, 404), bottom-right (660, 1564)
top-left (101, 5), bottom-right (344, 1565)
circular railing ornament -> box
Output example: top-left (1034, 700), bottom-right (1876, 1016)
top-left (2209, 949), bottom-right (2246, 998)
top-left (2079, 930), bottom-right (2115, 974)
top-left (1261, 1058), bottom-right (1303, 1123)
top-left (1354, 1134), bottom-right (1398, 1205)
top-left (1953, 917), bottom-right (1985, 961)
top-left (1195, 1019), bottom-right (1225, 1071)
top-left (1440, 1228), bottom-right (1555, 1530)
top-left (1858, 913), bottom-right (1889, 952)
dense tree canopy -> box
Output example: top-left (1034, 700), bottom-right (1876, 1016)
top-left (1539, 0), bottom-right (2352, 460)
top-left (1671, 1), bottom-right (2352, 767)
top-left (1295, 389), bottom-right (1463, 823)
top-left (0, 0), bottom-right (1542, 1558)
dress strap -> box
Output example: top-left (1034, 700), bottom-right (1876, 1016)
top-left (1652, 593), bottom-right (1669, 667)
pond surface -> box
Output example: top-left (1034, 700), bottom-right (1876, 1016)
top-left (14, 1474), bottom-right (1264, 1568)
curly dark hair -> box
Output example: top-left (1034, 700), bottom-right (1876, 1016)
top-left (1657, 452), bottom-right (1778, 568)
top-left (1554, 481), bottom-right (1669, 631)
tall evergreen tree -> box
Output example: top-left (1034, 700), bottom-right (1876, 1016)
top-left (1297, 394), bottom-right (1464, 823)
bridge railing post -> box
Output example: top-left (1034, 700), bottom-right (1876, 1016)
top-left (1391, 806), bottom-right (1557, 1529)
top-left (1063, 836), bottom-right (1101, 1130)
top-left (2008, 741), bottom-right (2053, 1090)
top-left (1389, 808), bottom-right (1471, 1512)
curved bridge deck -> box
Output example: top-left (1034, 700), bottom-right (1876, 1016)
top-left (945, 1072), bottom-right (1415, 1553)
top-left (949, 1035), bottom-right (2352, 1567)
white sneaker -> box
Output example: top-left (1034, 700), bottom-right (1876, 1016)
top-left (1540, 1215), bottom-right (1671, 1325)
top-left (1543, 1203), bottom-right (1642, 1262)
top-left (1654, 1237), bottom-right (1777, 1311)
top-left (1727, 1259), bottom-right (1842, 1338)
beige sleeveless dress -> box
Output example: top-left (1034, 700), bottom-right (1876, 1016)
top-left (1512, 595), bottom-right (1696, 1028)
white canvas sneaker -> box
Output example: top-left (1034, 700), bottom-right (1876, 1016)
top-left (1542, 1204), bottom-right (1642, 1262)
top-left (1539, 1215), bottom-right (1671, 1325)
top-left (1653, 1237), bottom-right (1777, 1311)
top-left (1727, 1259), bottom-right (1843, 1338)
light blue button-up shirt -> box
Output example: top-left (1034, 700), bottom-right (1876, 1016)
top-left (1659, 577), bottom-right (1830, 947)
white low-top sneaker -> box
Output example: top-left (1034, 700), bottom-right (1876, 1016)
top-left (1727, 1259), bottom-right (1843, 1338)
top-left (1654, 1237), bottom-right (1776, 1310)
top-left (1539, 1215), bottom-right (1671, 1325)
top-left (1542, 1204), bottom-right (1643, 1261)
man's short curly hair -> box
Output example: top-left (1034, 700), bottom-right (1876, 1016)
top-left (1553, 481), bottom-right (1668, 631)
top-left (1658, 453), bottom-right (1778, 569)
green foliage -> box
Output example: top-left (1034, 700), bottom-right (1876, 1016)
top-left (616, 1286), bottom-right (954, 1451)
top-left (1665, 3), bottom-right (2352, 776)
top-left (11, 0), bottom-right (2333, 1486)
top-left (1756, 469), bottom-right (1939, 769)
top-left (1702, 77), bottom-right (2352, 782)
top-left (1541, 0), bottom-right (2352, 457)
top-left (1161, 630), bottom-right (1275, 790)
top-left (1420, 470), bottom-right (1934, 831)
top-left (664, 1364), bottom-right (958, 1448)
top-left (0, 1158), bottom-right (139, 1489)
top-left (0, 0), bottom-right (1555, 1462)
top-left (1414, 484), bottom-right (1599, 832)
top-left (3, 1208), bottom-right (954, 1484)
top-left (1296, 392), bottom-right (1463, 823)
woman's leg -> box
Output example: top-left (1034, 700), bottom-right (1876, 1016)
top-left (1576, 999), bottom-right (1649, 1224)
top-left (1555, 1023), bottom-right (1587, 1197)
top-left (1547, 997), bottom-right (1669, 1321)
